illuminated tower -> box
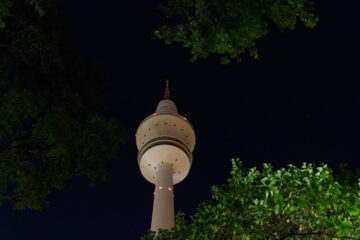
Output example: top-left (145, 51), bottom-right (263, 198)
top-left (136, 81), bottom-right (196, 232)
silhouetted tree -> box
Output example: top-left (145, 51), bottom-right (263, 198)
top-left (335, 163), bottom-right (360, 189)
top-left (142, 159), bottom-right (360, 239)
top-left (0, 0), bottom-right (319, 65)
top-left (154, 0), bottom-right (318, 63)
top-left (0, 0), bottom-right (128, 210)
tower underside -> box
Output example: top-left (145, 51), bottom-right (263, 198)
top-left (139, 144), bottom-right (191, 185)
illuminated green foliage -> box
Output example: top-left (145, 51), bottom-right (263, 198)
top-left (0, 1), bottom-right (128, 210)
top-left (154, 0), bottom-right (319, 63)
top-left (142, 159), bottom-right (360, 239)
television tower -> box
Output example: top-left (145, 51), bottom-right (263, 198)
top-left (136, 80), bottom-right (196, 232)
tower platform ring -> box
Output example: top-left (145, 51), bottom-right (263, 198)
top-left (137, 113), bottom-right (195, 133)
top-left (135, 113), bottom-right (195, 152)
top-left (137, 136), bottom-right (192, 165)
top-left (138, 137), bottom-right (192, 185)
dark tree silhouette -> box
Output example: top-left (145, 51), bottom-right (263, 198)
top-left (154, 0), bottom-right (318, 63)
top-left (0, 0), bottom-right (128, 210)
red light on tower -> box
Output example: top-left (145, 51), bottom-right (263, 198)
top-left (183, 117), bottom-right (187, 121)
top-left (168, 187), bottom-right (172, 191)
top-left (159, 186), bottom-right (163, 190)
top-left (152, 113), bottom-right (158, 116)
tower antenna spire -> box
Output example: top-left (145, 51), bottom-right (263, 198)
top-left (163, 79), bottom-right (171, 99)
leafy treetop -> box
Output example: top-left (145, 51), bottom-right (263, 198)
top-left (142, 159), bottom-right (360, 240)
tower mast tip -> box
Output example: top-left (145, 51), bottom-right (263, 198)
top-left (164, 79), bottom-right (171, 99)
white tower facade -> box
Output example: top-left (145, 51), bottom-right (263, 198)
top-left (136, 81), bottom-right (195, 232)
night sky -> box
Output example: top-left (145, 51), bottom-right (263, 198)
top-left (1, 0), bottom-right (360, 239)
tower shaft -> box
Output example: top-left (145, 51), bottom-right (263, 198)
top-left (151, 164), bottom-right (174, 232)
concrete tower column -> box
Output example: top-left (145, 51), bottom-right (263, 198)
top-left (151, 164), bottom-right (174, 232)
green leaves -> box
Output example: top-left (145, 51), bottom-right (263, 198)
top-left (0, 0), bottom-right (46, 28)
top-left (142, 159), bottom-right (360, 239)
top-left (0, 0), bottom-right (13, 28)
top-left (155, 0), bottom-right (318, 64)
top-left (26, 0), bottom-right (44, 16)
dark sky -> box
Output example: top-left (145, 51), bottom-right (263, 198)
top-left (1, 0), bottom-right (360, 239)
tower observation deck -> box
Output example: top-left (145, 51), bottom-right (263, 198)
top-left (136, 81), bottom-right (196, 232)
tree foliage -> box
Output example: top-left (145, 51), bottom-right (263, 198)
top-left (0, 1), bottom-right (128, 210)
top-left (142, 159), bottom-right (360, 239)
top-left (335, 163), bottom-right (360, 190)
top-left (154, 0), bottom-right (319, 63)
top-left (0, 0), bottom-right (46, 28)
